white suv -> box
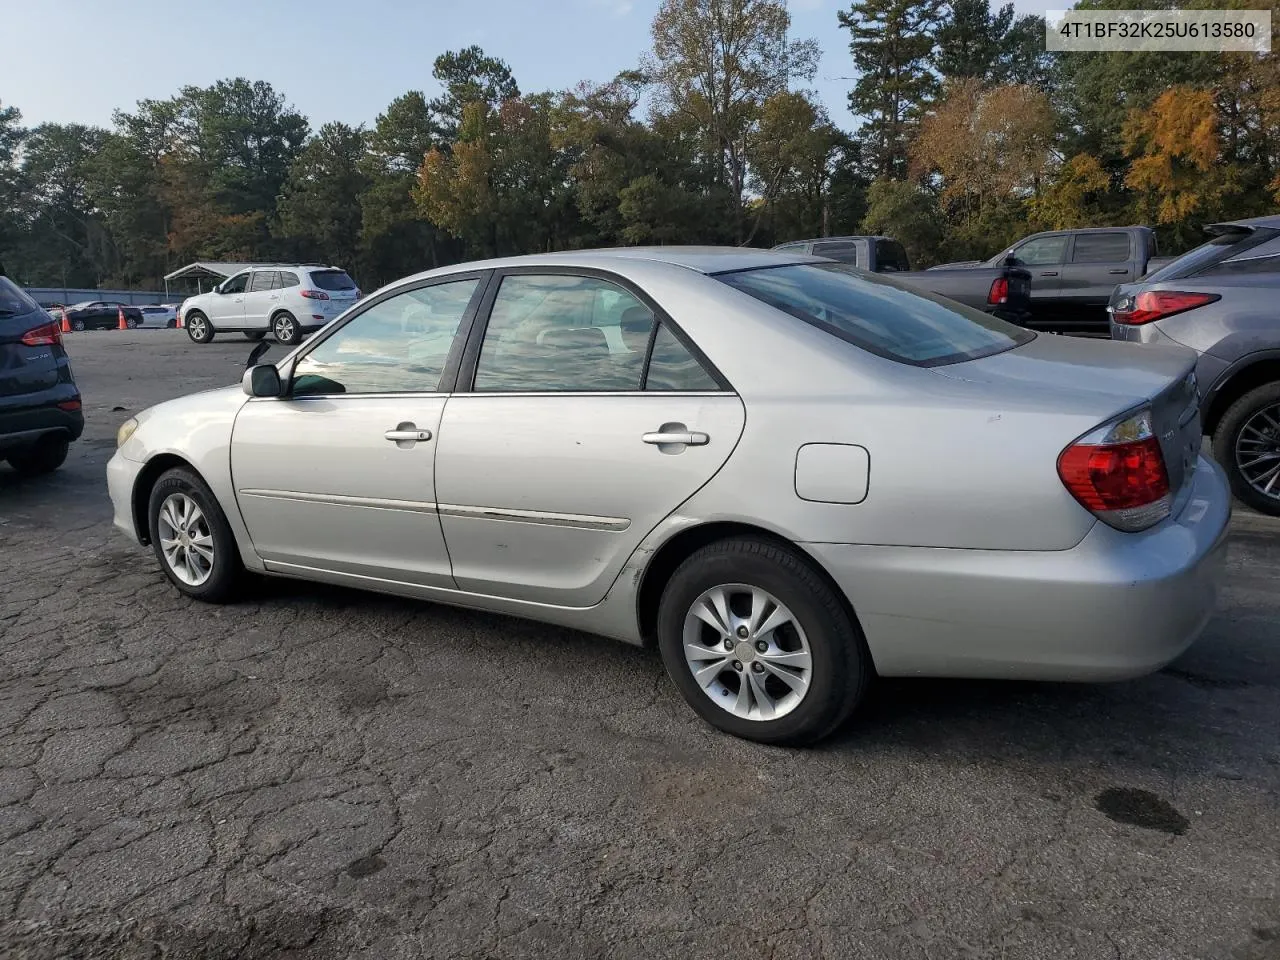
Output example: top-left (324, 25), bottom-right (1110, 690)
top-left (179, 265), bottom-right (361, 345)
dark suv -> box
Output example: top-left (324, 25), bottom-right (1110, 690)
top-left (0, 276), bottom-right (84, 476)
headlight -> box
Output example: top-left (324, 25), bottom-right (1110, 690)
top-left (116, 418), bottom-right (139, 448)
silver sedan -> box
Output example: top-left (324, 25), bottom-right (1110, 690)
top-left (107, 248), bottom-right (1230, 744)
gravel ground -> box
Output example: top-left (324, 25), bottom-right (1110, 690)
top-left (1, 330), bottom-right (1277, 960)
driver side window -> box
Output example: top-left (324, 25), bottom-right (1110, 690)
top-left (291, 278), bottom-right (480, 397)
top-left (221, 273), bottom-right (249, 295)
top-left (1011, 236), bottom-right (1068, 266)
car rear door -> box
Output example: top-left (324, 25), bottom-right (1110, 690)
top-left (1059, 232), bottom-right (1136, 306)
top-left (230, 273), bottom-right (487, 586)
top-left (433, 268), bottom-right (746, 607)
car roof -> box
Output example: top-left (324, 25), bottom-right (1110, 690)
top-left (1208, 214), bottom-right (1280, 231)
top-left (398, 247), bottom-right (817, 284)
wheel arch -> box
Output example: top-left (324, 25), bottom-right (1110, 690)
top-left (634, 520), bottom-right (867, 657)
top-left (1204, 354), bottom-right (1280, 437)
top-left (130, 453), bottom-right (201, 545)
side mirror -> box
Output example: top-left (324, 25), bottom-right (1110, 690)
top-left (242, 364), bottom-right (283, 398)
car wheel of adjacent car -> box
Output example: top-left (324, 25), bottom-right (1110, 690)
top-left (185, 311), bottom-right (214, 343)
top-left (147, 467), bottom-right (244, 602)
top-left (1214, 380), bottom-right (1280, 516)
top-left (244, 330), bottom-right (267, 341)
top-left (71, 319), bottom-right (84, 332)
top-left (656, 537), bottom-right (871, 745)
top-left (272, 312), bottom-right (300, 345)
top-left (6, 434), bottom-right (70, 476)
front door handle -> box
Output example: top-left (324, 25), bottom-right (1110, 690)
top-left (1039, 271), bottom-right (1058, 277)
top-left (1108, 268), bottom-right (1130, 275)
top-left (643, 430), bottom-right (709, 446)
top-left (384, 424), bottom-right (433, 446)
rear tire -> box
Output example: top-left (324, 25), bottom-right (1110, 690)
top-left (185, 311), bottom-right (214, 344)
top-left (1213, 380), bottom-right (1280, 516)
top-left (147, 467), bottom-right (244, 602)
top-left (71, 319), bottom-right (85, 332)
top-left (272, 312), bottom-right (301, 345)
top-left (656, 537), bottom-right (871, 746)
top-left (6, 434), bottom-right (70, 476)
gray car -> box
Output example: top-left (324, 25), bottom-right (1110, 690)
top-left (107, 248), bottom-right (1229, 745)
top-left (1110, 215), bottom-right (1280, 515)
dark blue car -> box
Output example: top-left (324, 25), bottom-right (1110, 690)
top-left (0, 276), bottom-right (84, 475)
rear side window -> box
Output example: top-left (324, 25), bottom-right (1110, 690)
top-left (717, 262), bottom-right (1033, 367)
top-left (248, 271), bottom-right (276, 293)
top-left (309, 269), bottom-right (356, 291)
top-left (1071, 233), bottom-right (1131, 262)
top-left (0, 277), bottom-right (39, 318)
top-left (812, 240), bottom-right (859, 265)
top-left (279, 271), bottom-right (300, 288)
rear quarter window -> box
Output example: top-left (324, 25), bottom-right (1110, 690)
top-left (309, 269), bottom-right (356, 291)
top-left (0, 278), bottom-right (39, 317)
top-left (717, 262), bottom-right (1033, 367)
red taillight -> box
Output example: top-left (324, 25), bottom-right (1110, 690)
top-left (1111, 291), bottom-right (1219, 325)
top-left (987, 277), bottom-right (1009, 305)
top-left (57, 399), bottom-right (81, 411)
top-left (299, 289), bottom-right (329, 300)
top-left (1058, 409), bottom-right (1171, 531)
top-left (20, 321), bottom-right (63, 347)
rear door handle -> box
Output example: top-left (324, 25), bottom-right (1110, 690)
top-left (1039, 271), bottom-right (1058, 277)
top-left (1108, 268), bottom-right (1129, 275)
top-left (643, 431), bottom-right (709, 446)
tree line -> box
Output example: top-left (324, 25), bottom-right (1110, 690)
top-left (1, 0), bottom-right (1277, 293)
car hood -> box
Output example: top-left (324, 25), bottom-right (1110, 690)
top-left (933, 333), bottom-right (1195, 411)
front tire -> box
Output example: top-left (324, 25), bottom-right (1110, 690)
top-left (1213, 380), bottom-right (1280, 516)
top-left (657, 537), bottom-right (871, 746)
top-left (185, 311), bottom-right (214, 344)
top-left (147, 467), bottom-right (244, 602)
top-left (272, 312), bottom-right (301, 345)
top-left (7, 434), bottom-right (70, 476)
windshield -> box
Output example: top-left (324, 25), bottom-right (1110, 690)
top-left (717, 262), bottom-right (1033, 367)
top-left (0, 278), bottom-right (40, 318)
top-left (1144, 228), bottom-right (1276, 282)
top-left (310, 269), bottom-right (357, 291)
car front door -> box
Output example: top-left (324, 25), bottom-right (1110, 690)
top-left (209, 272), bottom-right (249, 327)
top-left (230, 274), bottom-right (487, 586)
top-left (242, 270), bottom-right (276, 329)
top-left (1008, 234), bottom-right (1069, 302)
top-left (433, 269), bottom-right (746, 607)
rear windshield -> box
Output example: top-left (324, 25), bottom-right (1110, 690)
top-left (0, 278), bottom-right (40, 318)
top-left (309, 269), bottom-right (356, 291)
top-left (1144, 228), bottom-right (1276, 282)
top-left (717, 262), bottom-right (1033, 367)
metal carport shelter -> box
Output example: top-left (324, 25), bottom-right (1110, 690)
top-left (163, 262), bottom-right (259, 299)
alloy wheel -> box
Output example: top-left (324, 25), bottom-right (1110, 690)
top-left (187, 316), bottom-right (207, 341)
top-left (157, 493), bottom-right (215, 586)
top-left (681, 583), bottom-right (813, 721)
top-left (1236, 402), bottom-right (1280, 501)
top-left (275, 316), bottom-right (295, 342)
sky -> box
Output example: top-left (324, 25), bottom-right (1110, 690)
top-left (0, 0), bottom-right (1054, 136)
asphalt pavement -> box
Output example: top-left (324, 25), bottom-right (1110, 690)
top-left (1, 330), bottom-right (1278, 960)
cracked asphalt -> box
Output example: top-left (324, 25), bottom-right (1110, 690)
top-left (1, 330), bottom-right (1278, 960)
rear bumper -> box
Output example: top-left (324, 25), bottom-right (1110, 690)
top-left (0, 402), bottom-right (84, 452)
top-left (807, 455), bottom-right (1231, 681)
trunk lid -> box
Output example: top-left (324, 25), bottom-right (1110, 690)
top-left (935, 333), bottom-right (1201, 501)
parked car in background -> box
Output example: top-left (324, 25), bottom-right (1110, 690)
top-left (1, 276), bottom-right (83, 476)
top-left (63, 300), bottom-right (143, 331)
top-left (109, 247), bottom-right (1228, 746)
top-left (179, 264), bottom-right (361, 346)
top-left (138, 304), bottom-right (179, 328)
top-left (936, 226), bottom-right (1173, 335)
top-left (1111, 214), bottom-right (1280, 516)
top-left (772, 236), bottom-right (1031, 322)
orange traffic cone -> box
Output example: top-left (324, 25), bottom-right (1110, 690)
top-left (60, 312), bottom-right (71, 334)
top-left (175, 309), bottom-right (183, 329)
top-left (117, 306), bottom-right (128, 330)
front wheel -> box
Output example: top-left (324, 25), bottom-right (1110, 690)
top-left (1213, 380), bottom-right (1280, 516)
top-left (147, 467), bottom-right (244, 602)
top-left (657, 537), bottom-right (871, 745)
top-left (272, 312), bottom-right (301, 345)
top-left (185, 311), bottom-right (214, 343)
